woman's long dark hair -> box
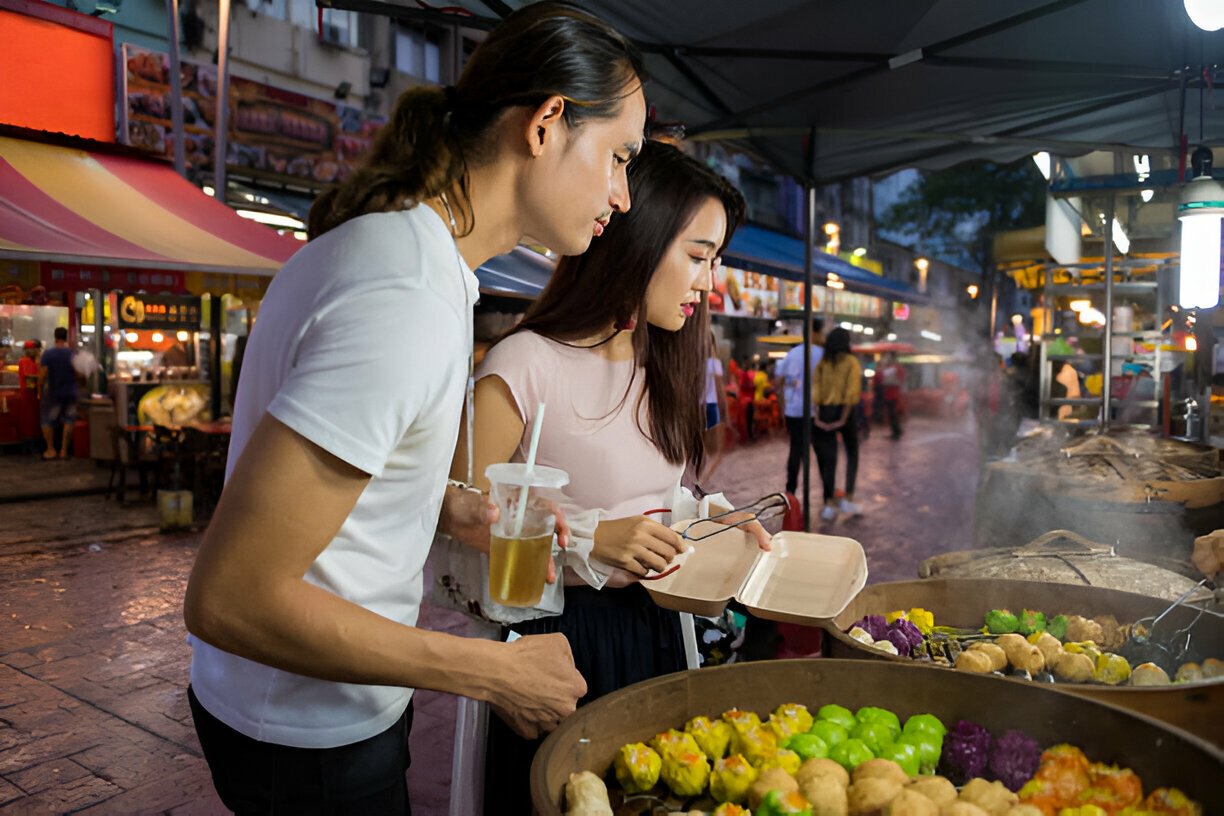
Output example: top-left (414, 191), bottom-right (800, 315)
top-left (510, 141), bottom-right (746, 473)
top-left (308, 2), bottom-right (644, 239)
top-left (822, 327), bottom-right (852, 364)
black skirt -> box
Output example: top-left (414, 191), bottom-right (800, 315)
top-left (483, 583), bottom-right (685, 814)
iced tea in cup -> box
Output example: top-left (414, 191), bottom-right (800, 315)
top-left (485, 463), bottom-right (570, 607)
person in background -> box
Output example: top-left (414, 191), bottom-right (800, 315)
top-left (775, 319), bottom-right (825, 496)
top-left (812, 327), bottom-right (862, 520)
top-left (17, 340), bottom-right (41, 444)
top-left (38, 327), bottom-right (77, 460)
top-left (739, 355), bottom-right (758, 441)
top-left (181, 4), bottom-right (644, 811)
top-left (702, 331), bottom-right (729, 479)
top-left (877, 351), bottom-right (906, 439)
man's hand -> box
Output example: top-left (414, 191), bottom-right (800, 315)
top-left (489, 633), bottom-right (586, 739)
top-left (438, 485), bottom-right (497, 553)
top-left (438, 486), bottom-right (570, 584)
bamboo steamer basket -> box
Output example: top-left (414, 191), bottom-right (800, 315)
top-left (921, 530), bottom-right (1206, 601)
top-left (822, 578), bottom-right (1224, 745)
top-left (974, 428), bottom-right (1224, 562)
top-left (530, 659), bottom-right (1224, 815)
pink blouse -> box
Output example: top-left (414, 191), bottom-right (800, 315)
top-left (476, 330), bottom-right (683, 520)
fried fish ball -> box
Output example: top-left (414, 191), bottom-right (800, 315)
top-left (1091, 615), bottom-right (1127, 652)
top-left (906, 777), bottom-right (958, 808)
top-left (802, 774), bottom-right (850, 816)
top-left (750, 767), bottom-right (801, 810)
top-left (852, 759), bottom-right (910, 788)
top-left (1028, 632), bottom-right (1063, 667)
top-left (1002, 807), bottom-right (1044, 816)
top-left (798, 758), bottom-right (852, 789)
top-left (995, 634), bottom-right (1045, 675)
top-left (1130, 662), bottom-right (1171, 687)
top-left (958, 778), bottom-right (1018, 815)
top-left (885, 788), bottom-right (938, 816)
top-left (1064, 615), bottom-right (1103, 645)
top-left (1175, 662), bottom-right (1205, 684)
top-left (1201, 657), bottom-right (1224, 679)
top-left (940, 803), bottom-right (989, 816)
top-left (847, 778), bottom-right (903, 815)
top-left (966, 642), bottom-right (1008, 672)
top-left (956, 649), bottom-right (994, 674)
top-left (1052, 651), bottom-right (1094, 683)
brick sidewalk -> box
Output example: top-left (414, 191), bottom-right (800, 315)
top-left (0, 417), bottom-right (979, 814)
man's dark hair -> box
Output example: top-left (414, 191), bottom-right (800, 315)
top-left (811, 317), bottom-right (824, 334)
top-left (54, 327), bottom-right (68, 342)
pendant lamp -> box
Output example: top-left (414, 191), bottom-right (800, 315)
top-left (1179, 146), bottom-right (1224, 310)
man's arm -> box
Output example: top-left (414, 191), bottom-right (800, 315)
top-left (184, 414), bottom-right (585, 738)
top-left (37, 364), bottom-right (47, 398)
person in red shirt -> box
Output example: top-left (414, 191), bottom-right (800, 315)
top-left (16, 340), bottom-right (41, 442)
top-left (877, 352), bottom-right (906, 439)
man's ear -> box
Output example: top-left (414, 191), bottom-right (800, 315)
top-left (524, 95), bottom-right (567, 158)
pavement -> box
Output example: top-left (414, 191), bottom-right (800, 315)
top-left (0, 415), bottom-right (980, 814)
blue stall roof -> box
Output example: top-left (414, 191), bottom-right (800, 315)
top-left (476, 245), bottom-right (554, 300)
top-left (724, 225), bottom-right (929, 304)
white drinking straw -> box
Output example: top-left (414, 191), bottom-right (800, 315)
top-left (511, 402), bottom-right (546, 539)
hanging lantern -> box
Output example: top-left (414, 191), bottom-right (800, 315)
top-left (1178, 146), bottom-right (1224, 310)
top-left (1184, 0), bottom-right (1224, 31)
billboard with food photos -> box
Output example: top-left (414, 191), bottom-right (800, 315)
top-left (119, 44), bottom-right (384, 188)
top-left (710, 265), bottom-right (779, 319)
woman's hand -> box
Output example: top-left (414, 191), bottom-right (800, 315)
top-left (709, 511), bottom-right (772, 551)
top-left (592, 515), bottom-right (686, 578)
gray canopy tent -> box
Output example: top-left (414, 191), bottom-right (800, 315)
top-left (323, 0), bottom-right (1224, 526)
top-left (315, 5), bottom-right (1224, 810)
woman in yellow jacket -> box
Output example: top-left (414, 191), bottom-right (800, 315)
top-left (812, 327), bottom-right (862, 521)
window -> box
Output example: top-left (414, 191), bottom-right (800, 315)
top-left (395, 26), bottom-right (441, 83)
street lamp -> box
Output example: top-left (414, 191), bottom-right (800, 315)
top-left (1184, 0), bottom-right (1224, 30)
top-left (1178, 146), bottom-right (1224, 310)
top-left (966, 284), bottom-right (980, 299)
top-left (914, 256), bottom-right (929, 294)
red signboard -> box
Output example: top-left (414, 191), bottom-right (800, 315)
top-left (0, 0), bottom-right (114, 141)
top-left (41, 263), bottom-right (187, 294)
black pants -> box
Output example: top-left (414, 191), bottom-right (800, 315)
top-left (784, 416), bottom-right (819, 494)
top-left (188, 686), bottom-right (413, 815)
top-left (483, 584), bottom-right (685, 815)
top-left (814, 406), bottom-right (859, 502)
top-left (884, 397), bottom-right (903, 438)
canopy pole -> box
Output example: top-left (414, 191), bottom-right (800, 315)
top-left (164, 0), bottom-right (186, 176)
top-left (802, 183), bottom-right (815, 530)
top-left (213, 0), bottom-right (232, 201)
top-left (1102, 194), bottom-right (1115, 429)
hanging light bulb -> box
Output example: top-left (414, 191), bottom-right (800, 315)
top-left (1185, 0), bottom-right (1224, 30)
top-left (1178, 146), bottom-right (1224, 309)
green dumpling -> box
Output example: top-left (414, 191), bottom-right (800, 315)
top-left (757, 788), bottom-right (813, 815)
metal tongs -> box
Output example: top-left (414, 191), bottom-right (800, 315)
top-left (1128, 577), bottom-right (1218, 663)
top-left (642, 493), bottom-right (790, 581)
top-left (675, 492), bottom-right (791, 541)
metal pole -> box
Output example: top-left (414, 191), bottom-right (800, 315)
top-left (213, 0), bottom-right (232, 201)
top-left (91, 289), bottom-right (105, 395)
top-left (801, 184), bottom-right (815, 530)
top-left (1102, 195), bottom-right (1115, 429)
top-left (165, 0), bottom-right (186, 176)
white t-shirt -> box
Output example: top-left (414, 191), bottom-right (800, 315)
top-left (704, 356), bottom-right (724, 404)
top-left (778, 343), bottom-right (824, 418)
top-left (189, 206), bottom-right (478, 749)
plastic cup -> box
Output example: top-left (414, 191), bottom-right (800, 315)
top-left (485, 463), bottom-right (570, 607)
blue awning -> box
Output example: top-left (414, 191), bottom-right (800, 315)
top-left (476, 245), bottom-right (554, 300)
top-left (724, 225), bottom-right (929, 304)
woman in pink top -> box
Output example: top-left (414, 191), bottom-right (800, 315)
top-left (463, 141), bottom-right (766, 810)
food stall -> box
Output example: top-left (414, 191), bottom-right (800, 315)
top-left (0, 300), bottom-right (69, 446)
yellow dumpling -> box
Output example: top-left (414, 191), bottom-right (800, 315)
top-left (650, 728), bottom-right (702, 760)
top-left (711, 754), bottom-right (759, 804)
top-left (758, 748), bottom-right (802, 776)
top-left (686, 715), bottom-right (734, 760)
top-left (613, 742), bottom-right (661, 794)
top-left (769, 703), bottom-right (815, 740)
top-left (737, 726), bottom-right (780, 766)
top-left (661, 749), bottom-right (711, 798)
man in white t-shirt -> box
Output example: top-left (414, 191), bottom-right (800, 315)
top-left (773, 318), bottom-right (825, 495)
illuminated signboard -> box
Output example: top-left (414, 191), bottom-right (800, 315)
top-left (118, 294), bottom-right (202, 330)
